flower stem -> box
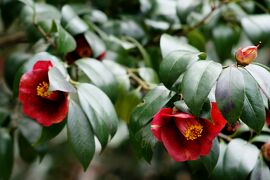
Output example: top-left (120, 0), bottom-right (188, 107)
top-left (127, 69), bottom-right (151, 91)
top-left (218, 133), bottom-right (232, 142)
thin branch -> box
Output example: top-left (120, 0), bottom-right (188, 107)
top-left (0, 31), bottom-right (27, 48)
top-left (218, 133), bottom-right (232, 142)
top-left (127, 69), bottom-right (151, 91)
top-left (33, 23), bottom-right (56, 48)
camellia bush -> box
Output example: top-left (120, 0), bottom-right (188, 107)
top-left (1, 0), bottom-right (270, 179)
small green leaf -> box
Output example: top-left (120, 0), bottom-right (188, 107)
top-left (55, 25), bottom-right (76, 55)
top-left (239, 68), bottom-right (265, 133)
top-left (67, 99), bottom-right (95, 170)
top-left (215, 66), bottom-right (245, 123)
top-left (250, 158), bottom-right (270, 180)
top-left (210, 142), bottom-right (227, 180)
top-left (19, 0), bottom-right (34, 8)
top-left (76, 59), bottom-right (118, 101)
top-left (159, 50), bottom-right (198, 89)
top-left (250, 135), bottom-right (270, 143)
top-left (182, 60), bottom-right (222, 116)
top-left (223, 139), bottom-right (259, 180)
top-left (160, 34), bottom-right (199, 58)
top-left (0, 129), bottom-right (13, 180)
top-left (48, 67), bottom-right (76, 92)
top-left (187, 30), bottom-right (206, 52)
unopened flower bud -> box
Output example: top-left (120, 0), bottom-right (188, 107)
top-left (235, 45), bottom-right (259, 66)
top-left (261, 141), bottom-right (270, 162)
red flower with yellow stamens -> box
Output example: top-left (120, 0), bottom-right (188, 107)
top-left (18, 60), bottom-right (68, 126)
top-left (151, 102), bottom-right (226, 162)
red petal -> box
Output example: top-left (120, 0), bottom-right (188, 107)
top-left (161, 124), bottom-right (201, 162)
top-left (33, 60), bottom-right (53, 71)
top-left (266, 109), bottom-right (270, 127)
top-left (97, 51), bottom-right (106, 61)
top-left (151, 108), bottom-right (172, 141)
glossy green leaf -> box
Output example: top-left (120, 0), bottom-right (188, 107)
top-left (34, 121), bottom-right (66, 146)
top-left (210, 142), bottom-right (227, 180)
top-left (19, 0), bottom-right (34, 8)
top-left (129, 85), bottom-right (175, 161)
top-left (187, 30), bottom-right (206, 52)
top-left (61, 5), bottom-right (88, 35)
top-left (48, 67), bottom-right (76, 92)
top-left (77, 83), bottom-right (118, 149)
top-left (182, 60), bottom-right (222, 116)
top-left (55, 25), bottom-right (76, 55)
top-left (250, 158), bottom-right (270, 180)
top-left (250, 135), bottom-right (270, 143)
top-left (159, 50), bottom-right (199, 89)
top-left (0, 129), bottom-right (13, 180)
top-left (160, 34), bottom-right (199, 58)
top-left (239, 68), bottom-right (265, 133)
top-left (129, 85), bottom-right (175, 132)
top-left (223, 139), bottom-right (259, 180)
top-left (241, 15), bottom-right (270, 44)
top-left (215, 66), bottom-right (245, 123)
top-left (67, 99), bottom-right (95, 170)
top-left (76, 59), bottom-right (118, 101)
top-left (18, 132), bottom-right (37, 163)
top-left (246, 64), bottom-right (270, 100)
top-left (84, 31), bottom-right (106, 58)
top-left (138, 68), bottom-right (159, 84)
top-left (200, 138), bottom-right (220, 174)
top-left (213, 24), bottom-right (240, 60)
top-left (18, 118), bottom-right (42, 144)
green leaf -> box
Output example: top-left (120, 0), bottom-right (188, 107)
top-left (223, 139), bottom-right (259, 180)
top-left (18, 118), bottom-right (42, 144)
top-left (182, 60), bottom-right (222, 116)
top-left (213, 24), bottom-right (240, 60)
top-left (241, 15), bottom-right (270, 44)
top-left (61, 5), bottom-right (88, 35)
top-left (160, 34), bottom-right (199, 58)
top-left (187, 30), bottom-right (206, 52)
top-left (4, 53), bottom-right (30, 90)
top-left (34, 121), bottom-right (66, 146)
top-left (0, 129), bottom-right (13, 180)
top-left (250, 158), bottom-right (270, 180)
top-left (129, 85), bottom-right (175, 161)
top-left (239, 68), bottom-right (265, 133)
top-left (18, 132), bottom-right (37, 163)
top-left (215, 66), bottom-right (245, 123)
top-left (200, 138), bottom-right (220, 174)
top-left (250, 135), bottom-right (270, 143)
top-left (48, 67), bottom-right (76, 92)
top-left (77, 83), bottom-right (118, 149)
top-left (67, 99), bottom-right (95, 170)
top-left (115, 89), bottom-right (142, 122)
top-left (159, 50), bottom-right (199, 89)
top-left (210, 142), bottom-right (227, 180)
top-left (138, 68), bottom-right (159, 84)
top-left (55, 25), bottom-right (76, 55)
top-left (19, 0), bottom-right (34, 8)
top-left (84, 31), bottom-right (106, 58)
top-left (246, 64), bottom-right (270, 100)
top-left (76, 59), bottom-right (118, 101)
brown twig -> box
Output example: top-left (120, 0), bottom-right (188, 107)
top-left (127, 69), bottom-right (151, 91)
top-left (0, 31), bottom-right (27, 48)
top-left (33, 23), bottom-right (56, 48)
top-left (218, 133), bottom-right (232, 142)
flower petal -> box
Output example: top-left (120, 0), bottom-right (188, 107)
top-left (33, 60), bottom-right (53, 71)
top-left (161, 124), bottom-right (201, 162)
top-left (151, 108), bottom-right (172, 141)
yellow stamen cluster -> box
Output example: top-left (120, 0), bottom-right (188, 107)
top-left (36, 81), bottom-right (51, 97)
top-left (184, 124), bottom-right (203, 140)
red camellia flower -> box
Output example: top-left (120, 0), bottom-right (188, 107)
top-left (18, 60), bottom-right (68, 126)
top-left (151, 102), bottom-right (226, 162)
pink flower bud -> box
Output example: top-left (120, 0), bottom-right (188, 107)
top-left (235, 45), bottom-right (259, 66)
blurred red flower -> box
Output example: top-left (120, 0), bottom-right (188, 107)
top-left (18, 60), bottom-right (68, 126)
top-left (151, 102), bottom-right (226, 162)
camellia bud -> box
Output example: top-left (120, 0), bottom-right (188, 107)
top-left (235, 44), bottom-right (260, 66)
top-left (261, 141), bottom-right (270, 162)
